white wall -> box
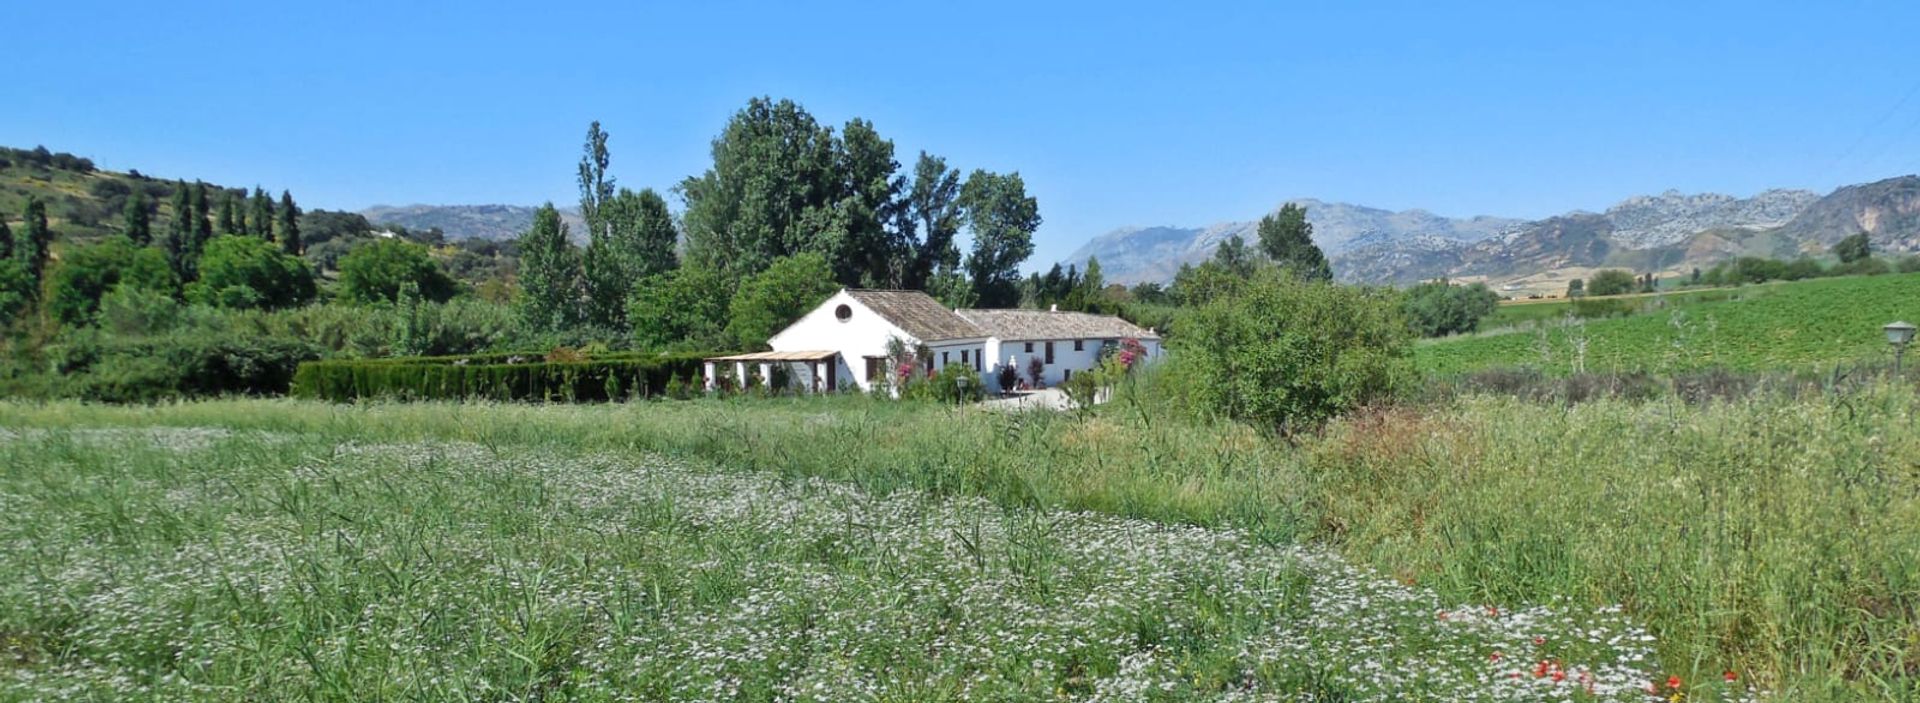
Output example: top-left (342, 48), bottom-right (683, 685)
top-left (986, 337), bottom-right (1163, 389)
top-left (767, 290), bottom-right (916, 393)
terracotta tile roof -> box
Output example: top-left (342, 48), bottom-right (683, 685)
top-left (956, 308), bottom-right (1162, 341)
top-left (845, 290), bottom-right (985, 342)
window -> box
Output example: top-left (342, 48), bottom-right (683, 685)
top-left (973, 351), bottom-right (982, 372)
top-left (1044, 341), bottom-right (1055, 365)
top-left (1024, 342), bottom-right (1033, 353)
top-left (865, 357), bottom-right (883, 382)
top-left (1064, 369), bottom-right (1072, 381)
top-left (942, 351), bottom-right (950, 366)
top-left (834, 304), bottom-right (853, 322)
top-left (961, 350), bottom-right (969, 366)
top-left (1073, 339), bottom-right (1084, 352)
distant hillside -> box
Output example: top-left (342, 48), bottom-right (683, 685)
top-left (0, 145), bottom-right (198, 243)
top-left (1072, 178), bottom-right (1920, 293)
top-left (359, 204), bottom-right (586, 242)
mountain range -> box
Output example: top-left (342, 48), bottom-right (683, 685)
top-left (1066, 177), bottom-right (1920, 295)
top-left (358, 204), bottom-right (586, 242)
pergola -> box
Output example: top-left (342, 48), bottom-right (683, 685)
top-left (703, 351), bottom-right (840, 393)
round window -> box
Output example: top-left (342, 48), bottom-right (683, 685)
top-left (834, 304), bottom-right (853, 322)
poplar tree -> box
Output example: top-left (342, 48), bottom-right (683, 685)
top-left (514, 204), bottom-right (581, 332)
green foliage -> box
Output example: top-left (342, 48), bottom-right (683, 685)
top-left (1834, 231), bottom-right (1872, 263)
top-left (901, 152), bottom-right (963, 290)
top-left (725, 253), bottom-right (838, 348)
top-left (628, 266), bottom-right (730, 350)
top-left (247, 187), bottom-right (274, 240)
top-left (1171, 268), bottom-right (1411, 430)
top-left (336, 238), bottom-right (458, 304)
top-left (1400, 280), bottom-right (1499, 337)
top-left (960, 170), bottom-right (1040, 307)
top-left (1585, 268), bottom-right (1637, 296)
top-left (17, 197), bottom-right (52, 285)
top-left (289, 351), bottom-right (712, 402)
top-left (583, 188), bottom-right (678, 329)
top-left (1171, 260), bottom-right (1246, 307)
top-left (0, 259), bottom-right (32, 323)
top-left (32, 327), bottom-right (320, 401)
top-left (679, 97), bottom-right (844, 280)
top-left (185, 235), bottom-right (317, 310)
top-left (121, 191), bottom-right (151, 245)
top-left (1566, 278), bottom-right (1584, 297)
top-left (925, 362), bottom-right (984, 403)
top-left (277, 191), bottom-right (301, 254)
top-left (1255, 203), bottom-right (1331, 281)
top-left (164, 181), bottom-right (195, 280)
top-left (513, 204), bottom-right (580, 333)
top-left (1418, 272), bottom-right (1920, 375)
top-left (44, 237), bottom-right (176, 325)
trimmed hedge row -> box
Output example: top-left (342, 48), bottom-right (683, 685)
top-left (290, 352), bottom-right (715, 402)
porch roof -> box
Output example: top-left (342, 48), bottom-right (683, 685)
top-left (705, 350), bottom-right (839, 362)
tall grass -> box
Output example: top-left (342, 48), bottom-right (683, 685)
top-left (3, 380), bottom-right (1917, 698)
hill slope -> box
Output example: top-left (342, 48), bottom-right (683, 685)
top-left (1415, 272), bottom-right (1920, 375)
top-left (358, 204), bottom-right (586, 242)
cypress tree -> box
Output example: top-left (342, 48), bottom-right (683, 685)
top-left (124, 191), bottom-right (152, 245)
top-left (190, 181), bottom-right (213, 249)
top-left (166, 181), bottom-right (195, 281)
top-left (217, 191), bottom-right (240, 235)
top-left (249, 187), bottom-right (275, 239)
top-left (0, 216), bottom-right (12, 261)
top-left (19, 198), bottom-right (52, 284)
top-left (277, 190), bottom-right (301, 255)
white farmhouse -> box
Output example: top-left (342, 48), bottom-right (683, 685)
top-left (703, 288), bottom-right (1161, 393)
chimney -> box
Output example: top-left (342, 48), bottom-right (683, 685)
top-left (1049, 304), bottom-right (1058, 312)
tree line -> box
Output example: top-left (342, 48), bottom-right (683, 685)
top-left (514, 97), bottom-right (1046, 350)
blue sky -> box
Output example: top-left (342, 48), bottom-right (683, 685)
top-left (9, 1), bottom-right (1920, 266)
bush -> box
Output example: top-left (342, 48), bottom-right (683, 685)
top-left (1400, 280), bottom-right (1499, 337)
top-left (290, 351), bottom-right (714, 403)
top-left (1585, 269), bottom-right (1637, 297)
top-left (925, 363), bottom-right (984, 404)
top-left (187, 235), bottom-right (317, 310)
top-left (1171, 269), bottom-right (1411, 431)
top-left (39, 329), bottom-right (321, 402)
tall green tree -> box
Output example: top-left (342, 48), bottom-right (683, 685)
top-left (165, 181), bottom-right (195, 280)
top-left (901, 152), bottom-right (963, 290)
top-left (0, 213), bottom-right (13, 261)
top-left (248, 187), bottom-right (275, 240)
top-left (815, 118), bottom-right (904, 286)
top-left (1211, 234), bottom-right (1255, 276)
top-left (959, 170), bottom-right (1040, 308)
top-left (190, 181), bottom-right (213, 247)
top-left (277, 191), bottom-right (301, 255)
top-left (584, 187), bottom-right (679, 329)
top-left (1256, 203), bottom-right (1331, 282)
top-left (514, 203), bottom-right (581, 332)
top-left (1835, 232), bottom-right (1872, 264)
top-left (45, 236), bottom-right (176, 325)
top-left (123, 191), bottom-right (152, 245)
top-left (18, 197), bottom-right (53, 285)
top-left (679, 97), bottom-right (841, 281)
top-left (577, 121), bottom-right (614, 241)
top-left (337, 238), bottom-right (457, 304)
top-left (186, 235), bottom-right (316, 309)
top-left (628, 265), bottom-right (730, 350)
top-left (725, 252), bottom-right (838, 347)
top-left (217, 191), bottom-right (241, 235)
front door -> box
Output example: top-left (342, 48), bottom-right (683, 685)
top-left (826, 359), bottom-right (838, 391)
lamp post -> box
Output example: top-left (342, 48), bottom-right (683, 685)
top-left (1887, 321), bottom-right (1917, 374)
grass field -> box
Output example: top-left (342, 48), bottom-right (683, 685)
top-left (1422, 273), bottom-right (1920, 376)
top-left (6, 385), bottom-right (1918, 699)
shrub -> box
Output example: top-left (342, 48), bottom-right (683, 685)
top-left (1400, 280), bottom-right (1500, 337)
top-left (926, 363), bottom-right (984, 404)
top-left (186, 235), bottom-right (316, 310)
top-left (44, 237), bottom-right (175, 326)
top-left (1171, 269), bottom-right (1411, 431)
top-left (289, 351), bottom-right (713, 403)
top-left (41, 329), bottom-right (321, 402)
top-left (1585, 269), bottom-right (1637, 297)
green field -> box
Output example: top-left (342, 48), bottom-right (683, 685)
top-left (1422, 273), bottom-right (1920, 376)
top-left (6, 387), bottom-right (1917, 699)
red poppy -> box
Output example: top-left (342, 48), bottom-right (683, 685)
top-left (1488, 651), bottom-right (1503, 662)
top-left (1666, 675), bottom-right (1683, 690)
top-left (1532, 636), bottom-right (1546, 646)
top-left (1723, 670), bottom-right (1738, 682)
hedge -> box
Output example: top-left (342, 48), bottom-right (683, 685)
top-left (290, 352), bottom-right (716, 402)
